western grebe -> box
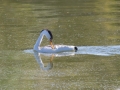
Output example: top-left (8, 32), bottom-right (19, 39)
top-left (33, 29), bottom-right (78, 53)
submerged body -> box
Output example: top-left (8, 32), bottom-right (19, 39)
top-left (33, 29), bottom-right (78, 53)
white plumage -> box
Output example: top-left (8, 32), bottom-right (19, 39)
top-left (33, 29), bottom-right (77, 53)
top-left (36, 45), bottom-right (75, 53)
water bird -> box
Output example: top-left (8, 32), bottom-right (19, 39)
top-left (33, 29), bottom-right (78, 53)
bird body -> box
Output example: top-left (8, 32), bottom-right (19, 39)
top-left (35, 45), bottom-right (75, 53)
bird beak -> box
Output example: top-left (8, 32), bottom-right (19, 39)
top-left (50, 41), bottom-right (54, 49)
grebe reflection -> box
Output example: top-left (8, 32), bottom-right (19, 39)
top-left (33, 51), bottom-right (54, 71)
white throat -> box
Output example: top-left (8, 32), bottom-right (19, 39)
top-left (34, 33), bottom-right (43, 51)
top-left (34, 30), bottom-right (50, 51)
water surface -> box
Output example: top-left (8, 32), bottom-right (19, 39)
top-left (0, 0), bottom-right (120, 90)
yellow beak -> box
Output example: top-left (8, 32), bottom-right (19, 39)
top-left (50, 41), bottom-right (54, 49)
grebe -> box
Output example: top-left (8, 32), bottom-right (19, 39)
top-left (33, 29), bottom-right (78, 53)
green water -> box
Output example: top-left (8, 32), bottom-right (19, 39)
top-left (0, 0), bottom-right (120, 90)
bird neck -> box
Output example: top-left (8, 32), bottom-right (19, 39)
top-left (33, 33), bottom-right (44, 50)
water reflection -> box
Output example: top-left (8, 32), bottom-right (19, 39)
top-left (33, 51), bottom-right (53, 71)
top-left (32, 50), bottom-right (76, 70)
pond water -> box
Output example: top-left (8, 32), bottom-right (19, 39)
top-left (0, 0), bottom-right (120, 90)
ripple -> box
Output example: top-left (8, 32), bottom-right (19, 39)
top-left (24, 45), bottom-right (120, 56)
